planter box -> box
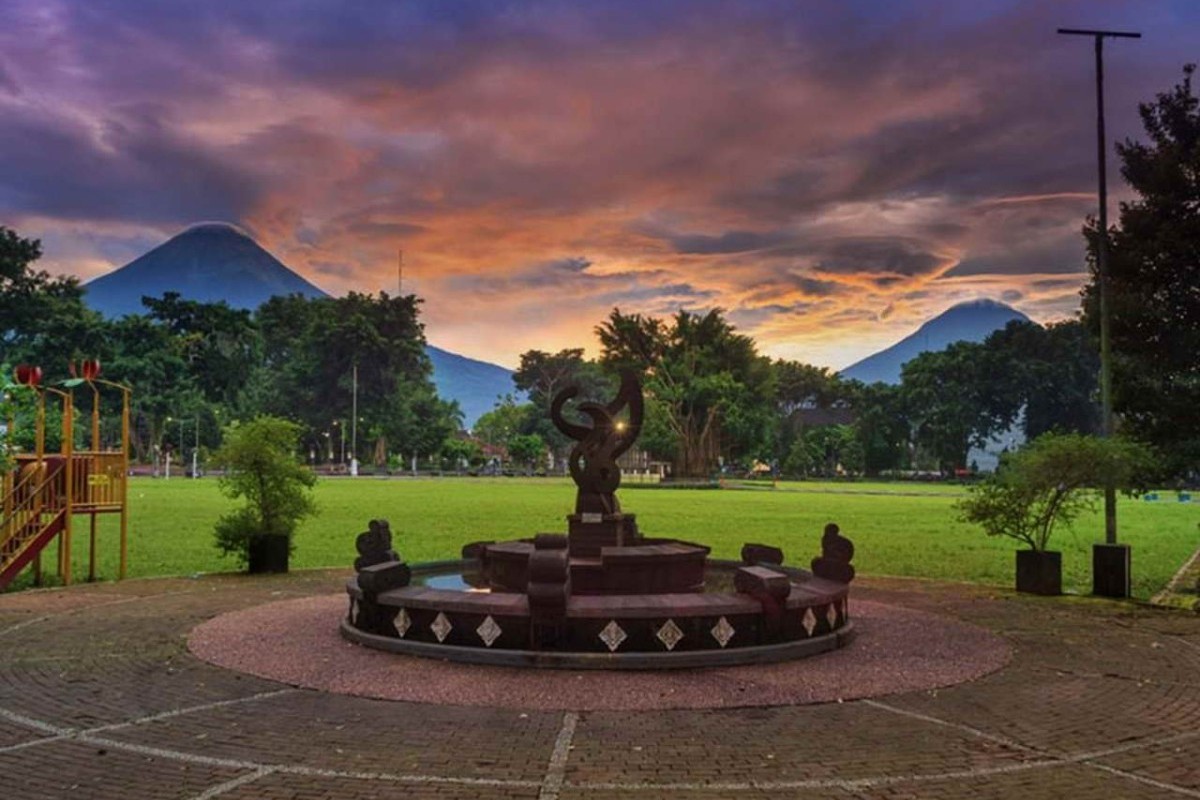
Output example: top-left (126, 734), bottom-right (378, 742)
top-left (248, 534), bottom-right (290, 574)
top-left (1016, 550), bottom-right (1061, 596)
top-left (1092, 543), bottom-right (1131, 598)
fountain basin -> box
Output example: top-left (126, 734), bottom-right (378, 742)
top-left (343, 559), bottom-right (853, 669)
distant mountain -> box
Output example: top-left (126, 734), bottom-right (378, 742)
top-left (426, 346), bottom-right (517, 427)
top-left (840, 299), bottom-right (1032, 384)
top-left (81, 222), bottom-right (515, 426)
top-left (85, 222), bottom-right (328, 317)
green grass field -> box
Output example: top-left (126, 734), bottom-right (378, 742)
top-left (24, 476), bottom-right (1200, 599)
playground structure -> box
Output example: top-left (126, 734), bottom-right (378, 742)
top-left (1, 362), bottom-right (131, 590)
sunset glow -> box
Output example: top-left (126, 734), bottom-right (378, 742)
top-left (3, 0), bottom-right (1195, 368)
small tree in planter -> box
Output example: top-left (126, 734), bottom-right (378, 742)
top-left (213, 416), bottom-right (317, 573)
top-left (957, 433), bottom-right (1150, 595)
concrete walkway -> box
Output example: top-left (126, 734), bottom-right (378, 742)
top-left (1, 570), bottom-right (1198, 799)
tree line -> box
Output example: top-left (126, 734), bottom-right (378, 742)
top-left (473, 308), bottom-right (1103, 480)
top-left (0, 236), bottom-right (459, 469)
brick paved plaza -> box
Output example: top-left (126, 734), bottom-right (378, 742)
top-left (1, 570), bottom-right (1198, 799)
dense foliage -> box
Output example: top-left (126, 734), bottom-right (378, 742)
top-left (0, 228), bottom-right (459, 470)
top-left (1083, 64), bottom-right (1200, 478)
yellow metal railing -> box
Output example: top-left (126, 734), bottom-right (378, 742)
top-left (69, 451), bottom-right (126, 510)
top-left (0, 458), bottom-right (66, 579)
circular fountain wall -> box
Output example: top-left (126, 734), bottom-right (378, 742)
top-left (343, 558), bottom-right (853, 668)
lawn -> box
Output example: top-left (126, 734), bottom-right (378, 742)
top-left (26, 476), bottom-right (1200, 599)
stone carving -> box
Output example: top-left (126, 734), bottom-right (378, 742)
top-left (550, 370), bottom-right (644, 516)
top-left (355, 519), bottom-right (398, 571)
top-left (811, 523), bottom-right (856, 584)
top-left (741, 543), bottom-right (784, 566)
top-left (352, 518), bottom-right (410, 636)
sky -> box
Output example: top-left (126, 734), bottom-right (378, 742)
top-left (1, 0), bottom-right (1196, 369)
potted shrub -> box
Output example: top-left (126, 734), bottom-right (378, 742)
top-left (957, 433), bottom-right (1150, 596)
top-left (213, 416), bottom-right (317, 573)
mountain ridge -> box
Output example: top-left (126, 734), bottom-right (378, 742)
top-left (82, 223), bottom-right (516, 425)
top-left (839, 299), bottom-right (1032, 384)
top-left (85, 222), bottom-right (328, 317)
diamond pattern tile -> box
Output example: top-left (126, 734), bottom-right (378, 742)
top-left (802, 607), bottom-right (817, 636)
top-left (476, 615), bottom-right (501, 647)
top-left (598, 620), bottom-right (627, 652)
top-left (656, 619), bottom-right (684, 651)
top-left (396, 607), bottom-right (411, 637)
top-left (431, 612), bottom-right (452, 642)
top-left (826, 602), bottom-right (839, 628)
top-left (710, 616), bottom-right (735, 648)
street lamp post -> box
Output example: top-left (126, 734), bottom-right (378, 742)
top-left (164, 417), bottom-right (172, 480)
top-left (350, 362), bottom-right (359, 477)
top-left (1058, 26), bottom-right (1140, 598)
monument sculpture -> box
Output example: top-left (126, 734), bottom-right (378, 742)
top-left (343, 372), bottom-right (856, 668)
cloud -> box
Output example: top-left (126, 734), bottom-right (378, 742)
top-left (4, 0), bottom-right (1196, 368)
top-left (813, 236), bottom-right (949, 278)
top-left (668, 229), bottom-right (797, 255)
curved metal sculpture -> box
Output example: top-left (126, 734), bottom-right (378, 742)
top-left (550, 370), bottom-right (644, 516)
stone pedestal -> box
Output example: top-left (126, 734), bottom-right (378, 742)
top-left (1093, 542), bottom-right (1131, 598)
top-left (568, 513), bottom-right (638, 556)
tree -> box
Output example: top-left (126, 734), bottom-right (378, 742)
top-left (1083, 64), bottom-right (1200, 477)
top-left (141, 293), bottom-right (261, 410)
top-left (848, 381), bottom-right (910, 475)
top-left (597, 308), bottom-right (774, 477)
top-left (256, 292), bottom-right (449, 465)
top-left (771, 359), bottom-right (857, 475)
top-left (472, 396), bottom-right (532, 450)
top-left (901, 341), bottom-right (1020, 473)
top-left (513, 348), bottom-right (612, 464)
top-left (507, 433), bottom-right (546, 474)
top-left (440, 436), bottom-right (483, 473)
top-left (984, 320), bottom-right (1100, 439)
top-left (212, 416), bottom-right (317, 566)
top-left (0, 226), bottom-right (105, 371)
top-left (957, 433), bottom-right (1152, 551)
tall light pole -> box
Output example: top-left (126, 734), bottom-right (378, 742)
top-left (1058, 26), bottom-right (1140, 598)
top-left (350, 362), bottom-right (359, 477)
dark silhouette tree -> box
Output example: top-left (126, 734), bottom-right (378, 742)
top-left (1083, 64), bottom-right (1200, 477)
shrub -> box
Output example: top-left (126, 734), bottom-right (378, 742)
top-left (956, 433), bottom-right (1152, 551)
top-left (212, 416), bottom-right (317, 563)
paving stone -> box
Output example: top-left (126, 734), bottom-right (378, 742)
top-left (0, 738), bottom-right (248, 799)
top-left (217, 771), bottom-right (542, 799)
top-left (1097, 730), bottom-right (1200, 791)
top-left (567, 703), bottom-right (1036, 785)
top-left (101, 690), bottom-right (562, 781)
top-left (0, 570), bottom-right (1196, 799)
top-left (847, 762), bottom-right (1189, 799)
